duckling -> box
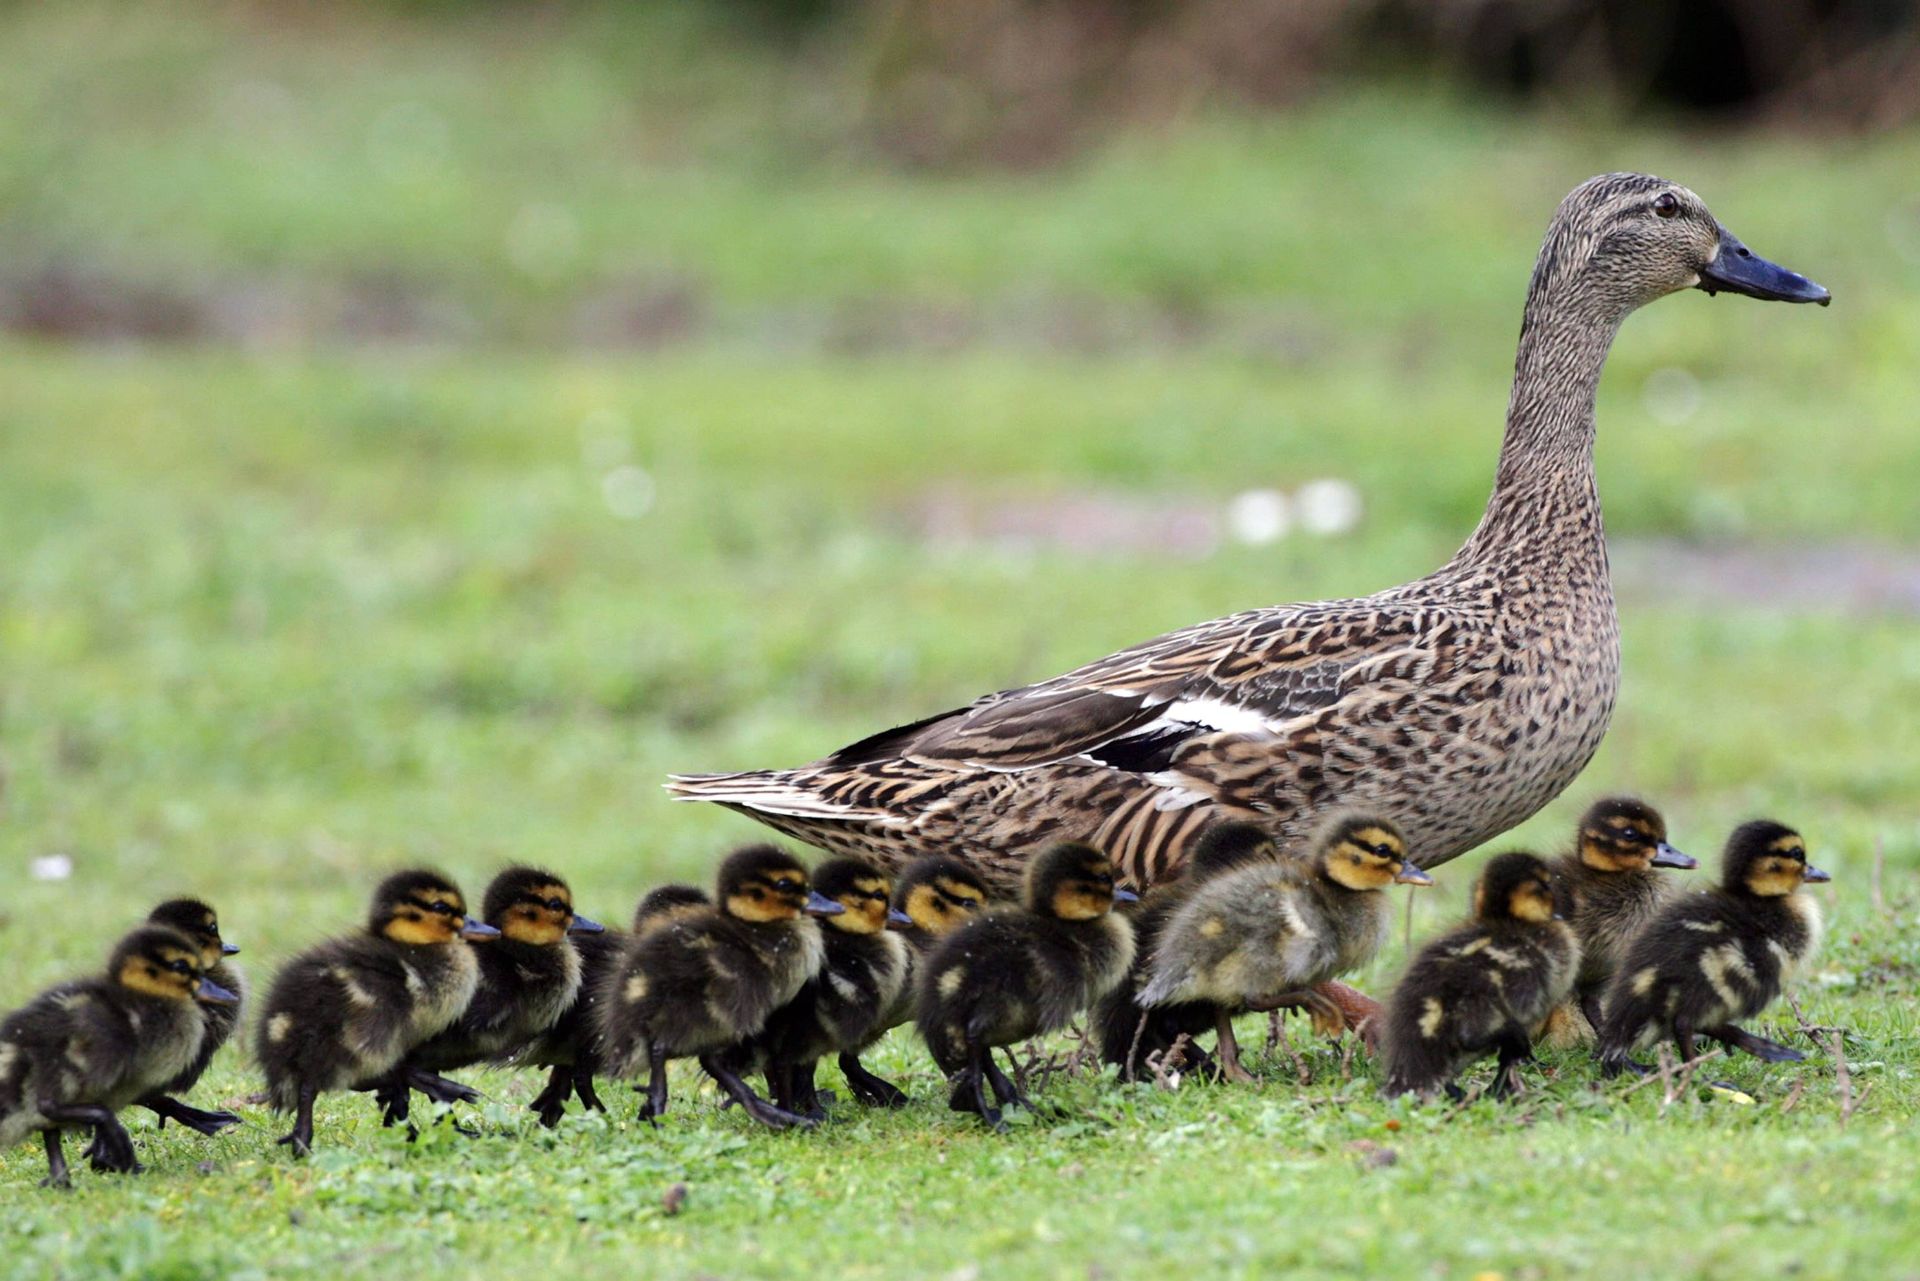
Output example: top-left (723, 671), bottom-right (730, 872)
top-left (380, 867), bottom-right (604, 1123)
top-left (1093, 820), bottom-right (1277, 1080)
top-left (1136, 815), bottom-right (1432, 1083)
top-left (915, 841), bottom-right (1136, 1131)
top-left (597, 846), bottom-right (839, 1130)
top-left (726, 857), bottom-right (910, 1118)
top-left (1381, 851), bottom-right (1579, 1100)
top-left (1549, 797), bottom-right (1696, 1039)
top-left (119, 899), bottom-right (247, 1139)
top-left (520, 883), bottom-right (709, 1128)
top-left (0, 925), bottom-right (238, 1187)
top-left (254, 870), bottom-right (500, 1156)
top-left (835, 855), bottom-right (990, 1107)
top-left (1597, 820), bottom-right (1828, 1074)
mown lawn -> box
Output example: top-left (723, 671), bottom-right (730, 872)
top-left (1, 5), bottom-right (1917, 1279)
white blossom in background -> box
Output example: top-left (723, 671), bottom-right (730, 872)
top-left (30, 854), bottom-right (73, 882)
top-left (1226, 488), bottom-right (1291, 545)
top-left (1294, 478), bottom-right (1363, 536)
top-left (602, 464), bottom-right (656, 519)
top-left (1642, 367), bottom-right (1702, 426)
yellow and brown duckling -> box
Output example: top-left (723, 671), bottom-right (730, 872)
top-left (118, 899), bottom-right (247, 1139)
top-left (596, 846), bottom-right (839, 1130)
top-left (1597, 820), bottom-right (1827, 1075)
top-left (1093, 820), bottom-right (1277, 1080)
top-left (1381, 852), bottom-right (1579, 1100)
top-left (387, 868), bottom-right (604, 1124)
top-left (1546, 797), bottom-right (1696, 1041)
top-left (915, 841), bottom-right (1136, 1131)
top-left (254, 870), bottom-right (500, 1156)
top-left (0, 925), bottom-right (238, 1187)
top-left (835, 854), bottom-right (990, 1108)
top-left (724, 857), bottom-right (911, 1119)
top-left (1136, 815), bottom-right (1431, 1083)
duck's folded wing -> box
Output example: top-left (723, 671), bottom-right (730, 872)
top-left (837, 602), bottom-right (1467, 774)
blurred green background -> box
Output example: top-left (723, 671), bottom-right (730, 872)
top-left (0, 2), bottom-right (1916, 1276)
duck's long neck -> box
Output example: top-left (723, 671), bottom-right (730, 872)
top-left (1454, 291), bottom-right (1623, 573)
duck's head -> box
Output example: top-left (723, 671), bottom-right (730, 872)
top-left (1724, 821), bottom-right (1830, 898)
top-left (1315, 814), bottom-right (1431, 892)
top-left (716, 844), bottom-right (842, 924)
top-left (1473, 852), bottom-right (1561, 925)
top-left (482, 866), bottom-right (603, 946)
top-left (1183, 820), bottom-right (1279, 882)
top-left (809, 857), bottom-right (896, 936)
top-left (891, 855), bottom-right (990, 936)
top-left (111, 925), bottom-right (239, 1006)
top-left (1576, 797), bottom-right (1696, 874)
top-left (1535, 174), bottom-right (1828, 317)
top-left (632, 883), bottom-right (712, 934)
top-left (147, 897), bottom-right (240, 968)
top-left (371, 870), bottom-right (499, 946)
top-left (1025, 841), bottom-right (1135, 921)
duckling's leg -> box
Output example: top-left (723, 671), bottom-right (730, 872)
top-left (140, 1094), bottom-right (245, 1137)
top-left (638, 1042), bottom-right (670, 1124)
top-left (1213, 1011), bottom-right (1256, 1085)
top-left (1488, 1027), bottom-right (1534, 1100)
top-left (40, 1130), bottom-right (71, 1189)
top-left (1672, 1017), bottom-right (1698, 1064)
top-left (981, 1053), bottom-right (1038, 1115)
top-left (698, 1055), bottom-right (816, 1131)
top-left (962, 1044), bottom-right (1006, 1132)
top-left (275, 1083), bottom-right (317, 1157)
top-left (573, 1069), bottom-right (605, 1113)
top-left (788, 1060), bottom-right (828, 1121)
top-left (1579, 991), bottom-right (1607, 1042)
top-left (44, 1105), bottom-right (139, 1174)
top-left (838, 1052), bottom-right (909, 1108)
top-left (1707, 1024), bottom-right (1806, 1063)
top-left (530, 1066), bottom-right (573, 1128)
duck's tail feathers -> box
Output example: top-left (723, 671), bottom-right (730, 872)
top-left (664, 771), bottom-right (890, 823)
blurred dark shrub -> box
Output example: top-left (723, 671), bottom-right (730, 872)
top-left (706, 0), bottom-right (1918, 165)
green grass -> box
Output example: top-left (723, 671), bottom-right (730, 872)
top-left (1, 4), bottom-right (1918, 1278)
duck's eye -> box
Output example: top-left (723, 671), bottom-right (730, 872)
top-left (169, 959), bottom-right (191, 975)
top-left (547, 898), bottom-right (567, 912)
top-left (430, 902), bottom-right (455, 916)
top-left (1653, 192), bottom-right (1681, 219)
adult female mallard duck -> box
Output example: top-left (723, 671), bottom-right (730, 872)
top-left (668, 174), bottom-right (1828, 1020)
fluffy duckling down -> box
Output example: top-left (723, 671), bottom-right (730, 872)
top-left (1543, 797), bottom-right (1696, 1044)
top-left (1382, 852), bottom-right (1579, 1100)
top-left (0, 925), bottom-right (237, 1187)
top-left (1597, 820), bottom-right (1827, 1074)
top-left (915, 841), bottom-right (1136, 1131)
top-left (254, 870), bottom-right (499, 1156)
top-left (724, 857), bottom-right (911, 1119)
top-left (125, 898), bottom-right (247, 1140)
top-left (1137, 815), bottom-right (1430, 1083)
top-left (596, 845), bottom-right (839, 1130)
top-left (836, 855), bottom-right (989, 1108)
top-left (1093, 819), bottom-right (1277, 1081)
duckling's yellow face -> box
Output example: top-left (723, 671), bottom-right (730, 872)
top-left (1578, 805), bottom-right (1688, 873)
top-left (1745, 833), bottom-right (1816, 898)
top-left (1505, 876), bottom-right (1560, 924)
top-left (1048, 857), bottom-right (1121, 922)
top-left (825, 875), bottom-right (893, 936)
top-left (117, 940), bottom-right (207, 1003)
top-left (383, 889), bottom-right (472, 945)
top-left (1323, 824), bottom-right (1418, 892)
top-left (902, 875), bottom-right (988, 936)
top-left (725, 867), bottom-right (811, 923)
top-left (499, 883), bottom-right (577, 946)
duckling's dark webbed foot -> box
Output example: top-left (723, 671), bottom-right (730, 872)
top-left (699, 1056), bottom-right (816, 1131)
top-left (530, 1068), bottom-right (573, 1129)
top-left (408, 1069), bottom-right (482, 1106)
top-left (40, 1131), bottom-right (71, 1189)
top-left (1710, 1025), bottom-right (1806, 1063)
top-left (838, 1054), bottom-right (909, 1108)
top-left (142, 1095), bottom-right (244, 1137)
top-left (572, 1072), bottom-right (605, 1114)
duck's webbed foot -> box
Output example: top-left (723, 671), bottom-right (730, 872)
top-left (1313, 981), bottom-right (1386, 1050)
top-left (142, 1094), bottom-right (245, 1137)
top-left (530, 1067), bottom-right (572, 1129)
top-left (1212, 1010), bottom-right (1257, 1085)
top-left (838, 1053), bottom-right (909, 1108)
top-left (1708, 1024), bottom-right (1806, 1063)
top-left (700, 1055), bottom-right (816, 1131)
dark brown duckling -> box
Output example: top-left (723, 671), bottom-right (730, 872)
top-left (386, 867), bottom-right (603, 1123)
top-left (916, 841), bottom-right (1136, 1131)
top-left (520, 883), bottom-right (709, 1128)
top-left (0, 925), bottom-right (237, 1187)
top-left (1137, 815), bottom-right (1431, 1083)
top-left (835, 855), bottom-right (990, 1107)
top-left (122, 899), bottom-right (247, 1139)
top-left (1549, 797), bottom-right (1696, 1039)
top-left (254, 870), bottom-right (500, 1156)
top-left (596, 846), bottom-right (840, 1130)
top-left (1381, 852), bottom-right (1579, 1100)
top-left (1597, 820), bottom-right (1827, 1075)
top-left (726, 857), bottom-right (910, 1119)
top-left (1092, 820), bottom-right (1276, 1081)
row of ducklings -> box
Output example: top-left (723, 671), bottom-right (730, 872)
top-left (0, 800), bottom-right (1827, 1182)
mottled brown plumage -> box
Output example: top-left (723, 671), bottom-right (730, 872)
top-left (668, 176), bottom-right (1827, 903)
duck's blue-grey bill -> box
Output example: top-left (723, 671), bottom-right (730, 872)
top-left (569, 914), bottom-right (606, 934)
top-left (1698, 227), bottom-right (1830, 305)
top-left (1650, 842), bottom-right (1698, 870)
top-left (221, 941), bottom-right (242, 955)
top-left (1802, 864), bottom-right (1833, 884)
top-left (197, 977), bottom-right (241, 1005)
top-left (805, 890), bottom-right (847, 916)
